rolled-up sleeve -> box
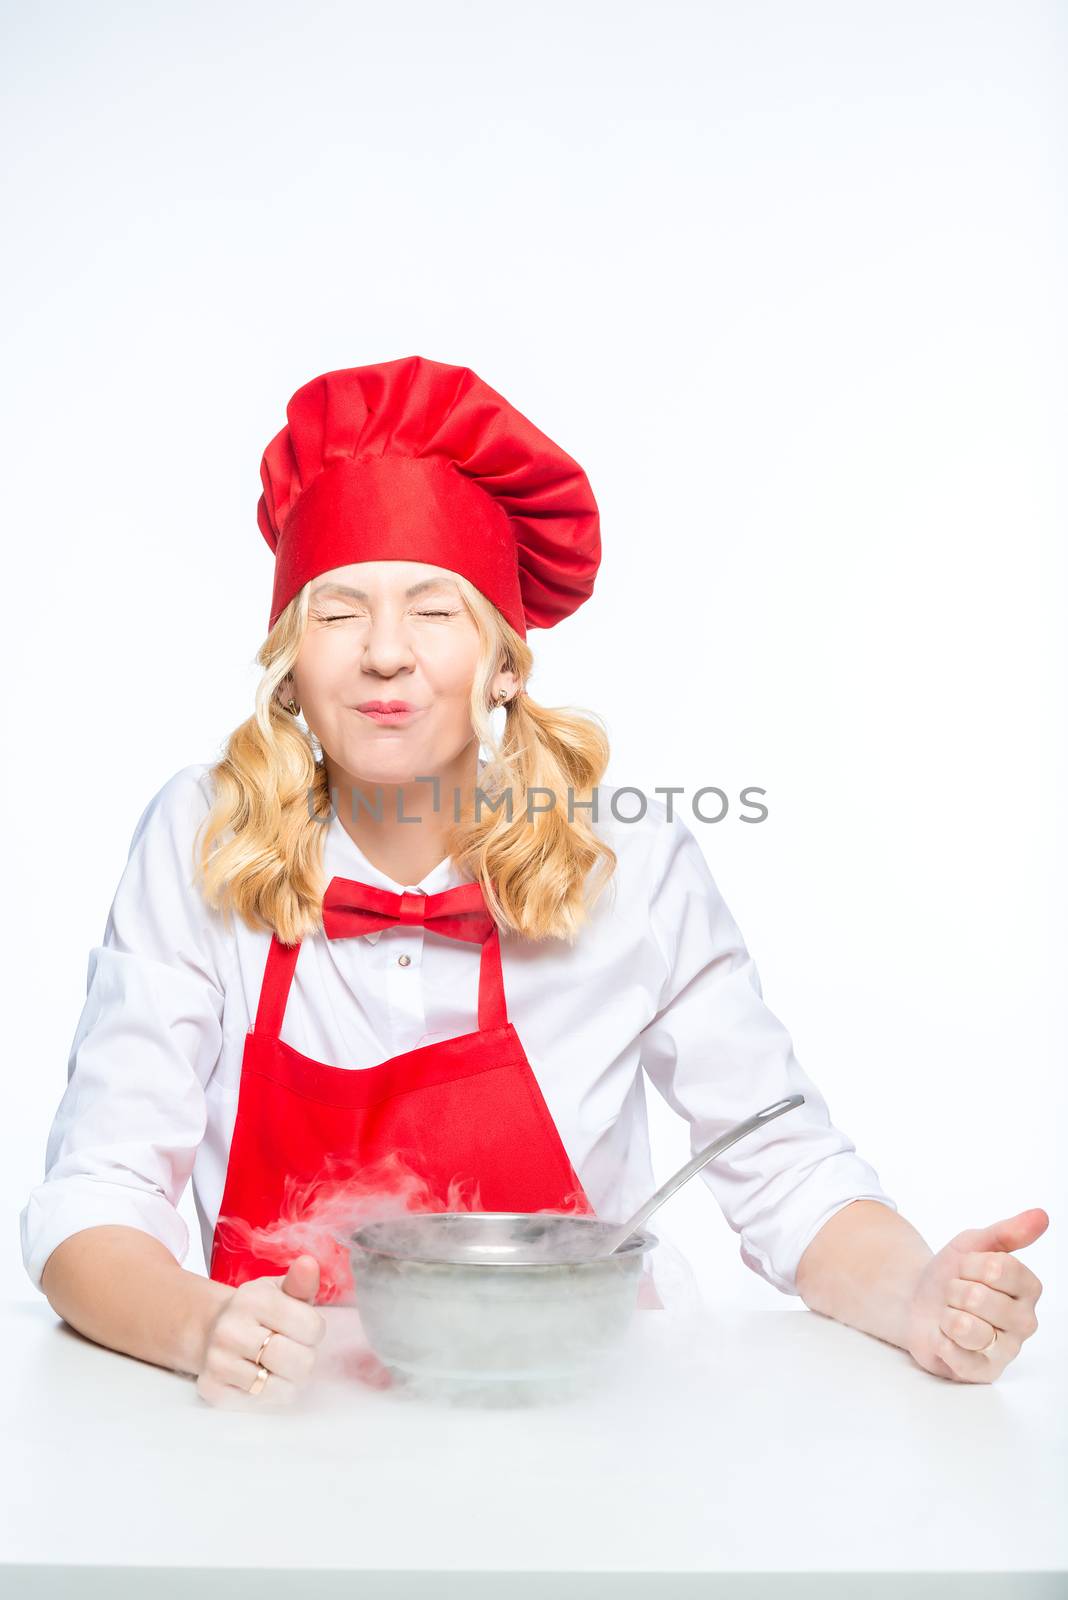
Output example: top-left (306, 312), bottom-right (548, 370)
top-left (638, 812), bottom-right (897, 1297)
top-left (20, 766), bottom-right (227, 1292)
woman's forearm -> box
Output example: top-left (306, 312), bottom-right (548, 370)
top-left (40, 1225), bottom-right (234, 1377)
top-left (795, 1199), bottom-right (934, 1350)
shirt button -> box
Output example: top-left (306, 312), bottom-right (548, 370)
top-left (397, 954), bottom-right (411, 967)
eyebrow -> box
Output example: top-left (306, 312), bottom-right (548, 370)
top-left (310, 578), bottom-right (460, 602)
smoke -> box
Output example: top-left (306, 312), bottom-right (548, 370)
top-left (213, 1147), bottom-right (595, 1304)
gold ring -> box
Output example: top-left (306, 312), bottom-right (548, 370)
top-left (246, 1330), bottom-right (275, 1395)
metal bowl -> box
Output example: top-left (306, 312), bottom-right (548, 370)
top-left (342, 1211), bottom-right (659, 1404)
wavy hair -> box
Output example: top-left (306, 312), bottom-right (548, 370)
top-left (194, 575), bottom-right (618, 945)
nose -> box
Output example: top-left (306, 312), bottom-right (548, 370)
top-left (359, 607), bottom-right (419, 679)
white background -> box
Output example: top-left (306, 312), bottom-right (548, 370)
top-left (2, 0), bottom-right (1064, 1320)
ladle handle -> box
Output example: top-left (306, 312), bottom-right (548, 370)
top-left (604, 1093), bottom-right (806, 1255)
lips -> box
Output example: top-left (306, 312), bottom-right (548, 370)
top-left (354, 701), bottom-right (425, 726)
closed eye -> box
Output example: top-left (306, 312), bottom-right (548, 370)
top-left (319, 610), bottom-right (459, 622)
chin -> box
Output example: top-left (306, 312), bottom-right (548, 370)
top-left (346, 743), bottom-right (433, 780)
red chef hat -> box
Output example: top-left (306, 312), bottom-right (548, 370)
top-left (256, 355), bottom-right (601, 639)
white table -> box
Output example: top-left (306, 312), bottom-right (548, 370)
top-left (1, 1293), bottom-right (1064, 1597)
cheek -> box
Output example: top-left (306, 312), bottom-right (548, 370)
top-left (295, 638), bottom-right (350, 693)
top-left (435, 670), bottom-right (479, 705)
top-left (421, 640), bottom-right (480, 699)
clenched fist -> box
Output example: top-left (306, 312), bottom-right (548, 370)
top-left (906, 1209), bottom-right (1047, 1384)
top-left (196, 1255), bottom-right (327, 1409)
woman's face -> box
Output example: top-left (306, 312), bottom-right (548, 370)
top-left (286, 561), bottom-right (501, 784)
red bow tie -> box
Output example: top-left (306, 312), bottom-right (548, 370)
top-left (321, 877), bottom-right (496, 946)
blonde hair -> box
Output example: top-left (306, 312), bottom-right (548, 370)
top-left (195, 574), bottom-right (618, 945)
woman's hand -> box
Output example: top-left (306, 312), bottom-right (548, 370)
top-left (195, 1255), bottom-right (327, 1408)
top-left (906, 1209), bottom-right (1048, 1383)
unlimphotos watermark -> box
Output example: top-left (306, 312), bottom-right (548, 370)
top-left (307, 781), bottom-right (769, 826)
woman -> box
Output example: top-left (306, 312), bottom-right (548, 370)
top-left (22, 355), bottom-right (1046, 1409)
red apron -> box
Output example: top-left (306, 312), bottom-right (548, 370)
top-left (208, 876), bottom-right (598, 1305)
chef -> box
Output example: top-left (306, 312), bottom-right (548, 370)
top-left (22, 355), bottom-right (1046, 1408)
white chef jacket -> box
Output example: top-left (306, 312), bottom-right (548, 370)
top-left (20, 761), bottom-right (898, 1299)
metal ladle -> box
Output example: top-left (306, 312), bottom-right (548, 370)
top-left (583, 1091), bottom-right (806, 1260)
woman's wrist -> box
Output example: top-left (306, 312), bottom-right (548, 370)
top-left (175, 1272), bottom-right (235, 1376)
top-left (796, 1199), bottom-right (934, 1352)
